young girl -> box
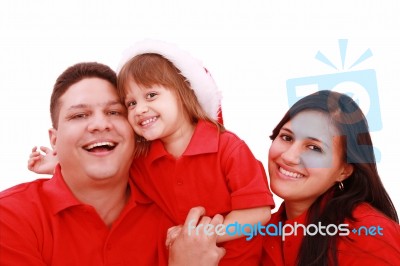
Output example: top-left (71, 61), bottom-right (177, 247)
top-left (29, 40), bottom-right (274, 265)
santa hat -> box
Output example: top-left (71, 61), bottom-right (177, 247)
top-left (117, 39), bottom-right (223, 122)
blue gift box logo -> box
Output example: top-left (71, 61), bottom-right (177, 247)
top-left (286, 39), bottom-right (381, 162)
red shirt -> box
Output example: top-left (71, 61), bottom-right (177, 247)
top-left (262, 203), bottom-right (400, 265)
top-left (0, 165), bottom-right (171, 266)
top-left (130, 120), bottom-right (275, 265)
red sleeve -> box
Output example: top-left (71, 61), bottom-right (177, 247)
top-left (219, 234), bottom-right (263, 266)
top-left (223, 140), bottom-right (274, 210)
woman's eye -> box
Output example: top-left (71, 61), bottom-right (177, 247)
top-left (280, 134), bottom-right (292, 142)
top-left (308, 145), bottom-right (323, 153)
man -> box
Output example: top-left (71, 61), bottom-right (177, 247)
top-left (0, 62), bottom-right (224, 265)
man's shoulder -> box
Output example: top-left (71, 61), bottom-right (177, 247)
top-left (0, 179), bottom-right (52, 229)
top-left (0, 178), bottom-right (48, 201)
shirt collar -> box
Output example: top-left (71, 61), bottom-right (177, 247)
top-left (43, 164), bottom-right (137, 215)
top-left (146, 120), bottom-right (219, 161)
top-left (43, 164), bottom-right (82, 215)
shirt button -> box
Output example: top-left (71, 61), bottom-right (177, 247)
top-left (177, 179), bottom-right (183, 185)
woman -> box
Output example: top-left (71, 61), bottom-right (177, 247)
top-left (262, 90), bottom-right (400, 265)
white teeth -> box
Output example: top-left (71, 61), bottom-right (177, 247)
top-left (279, 167), bottom-right (304, 179)
top-left (141, 117), bottom-right (157, 126)
top-left (85, 142), bottom-right (115, 150)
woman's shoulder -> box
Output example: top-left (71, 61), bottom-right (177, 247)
top-left (346, 203), bottom-right (399, 244)
top-left (348, 203), bottom-right (400, 237)
top-left (350, 203), bottom-right (399, 227)
top-left (338, 203), bottom-right (400, 264)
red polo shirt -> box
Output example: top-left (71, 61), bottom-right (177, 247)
top-left (262, 203), bottom-right (400, 265)
top-left (0, 165), bottom-right (170, 266)
top-left (131, 120), bottom-right (274, 222)
top-left (130, 120), bottom-right (274, 265)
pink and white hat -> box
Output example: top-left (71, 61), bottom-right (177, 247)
top-left (117, 39), bottom-right (222, 122)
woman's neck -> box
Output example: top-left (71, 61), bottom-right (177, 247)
top-left (284, 200), bottom-right (312, 220)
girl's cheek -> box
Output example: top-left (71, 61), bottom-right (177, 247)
top-left (127, 113), bottom-right (136, 127)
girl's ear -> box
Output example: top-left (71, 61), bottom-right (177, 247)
top-left (48, 128), bottom-right (57, 152)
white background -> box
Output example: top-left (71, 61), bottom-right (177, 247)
top-left (1, 0), bottom-right (399, 213)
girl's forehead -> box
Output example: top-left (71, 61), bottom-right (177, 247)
top-left (124, 79), bottom-right (147, 93)
top-left (127, 78), bottom-right (164, 90)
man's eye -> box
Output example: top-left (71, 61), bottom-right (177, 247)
top-left (108, 110), bottom-right (121, 116)
top-left (72, 113), bottom-right (88, 119)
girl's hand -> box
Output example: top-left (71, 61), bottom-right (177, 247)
top-left (27, 146), bottom-right (58, 175)
top-left (166, 225), bottom-right (183, 249)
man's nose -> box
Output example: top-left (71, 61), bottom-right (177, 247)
top-left (87, 113), bottom-right (112, 132)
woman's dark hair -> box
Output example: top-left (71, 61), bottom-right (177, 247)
top-left (270, 90), bottom-right (398, 266)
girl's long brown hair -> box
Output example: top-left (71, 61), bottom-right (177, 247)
top-left (117, 53), bottom-right (224, 158)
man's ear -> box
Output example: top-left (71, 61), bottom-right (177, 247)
top-left (48, 128), bottom-right (57, 151)
top-left (339, 163), bottom-right (354, 182)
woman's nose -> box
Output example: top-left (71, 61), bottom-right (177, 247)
top-left (281, 144), bottom-right (302, 165)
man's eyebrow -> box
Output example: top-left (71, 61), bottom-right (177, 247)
top-left (67, 104), bottom-right (88, 110)
top-left (107, 100), bottom-right (124, 107)
top-left (67, 101), bottom-right (123, 110)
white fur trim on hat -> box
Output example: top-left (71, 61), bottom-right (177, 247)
top-left (117, 39), bottom-right (222, 120)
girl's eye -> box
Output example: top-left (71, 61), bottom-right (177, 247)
top-left (146, 92), bottom-right (158, 99)
top-left (126, 101), bottom-right (136, 108)
top-left (308, 145), bottom-right (323, 153)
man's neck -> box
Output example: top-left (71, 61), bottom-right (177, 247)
top-left (66, 177), bottom-right (131, 227)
